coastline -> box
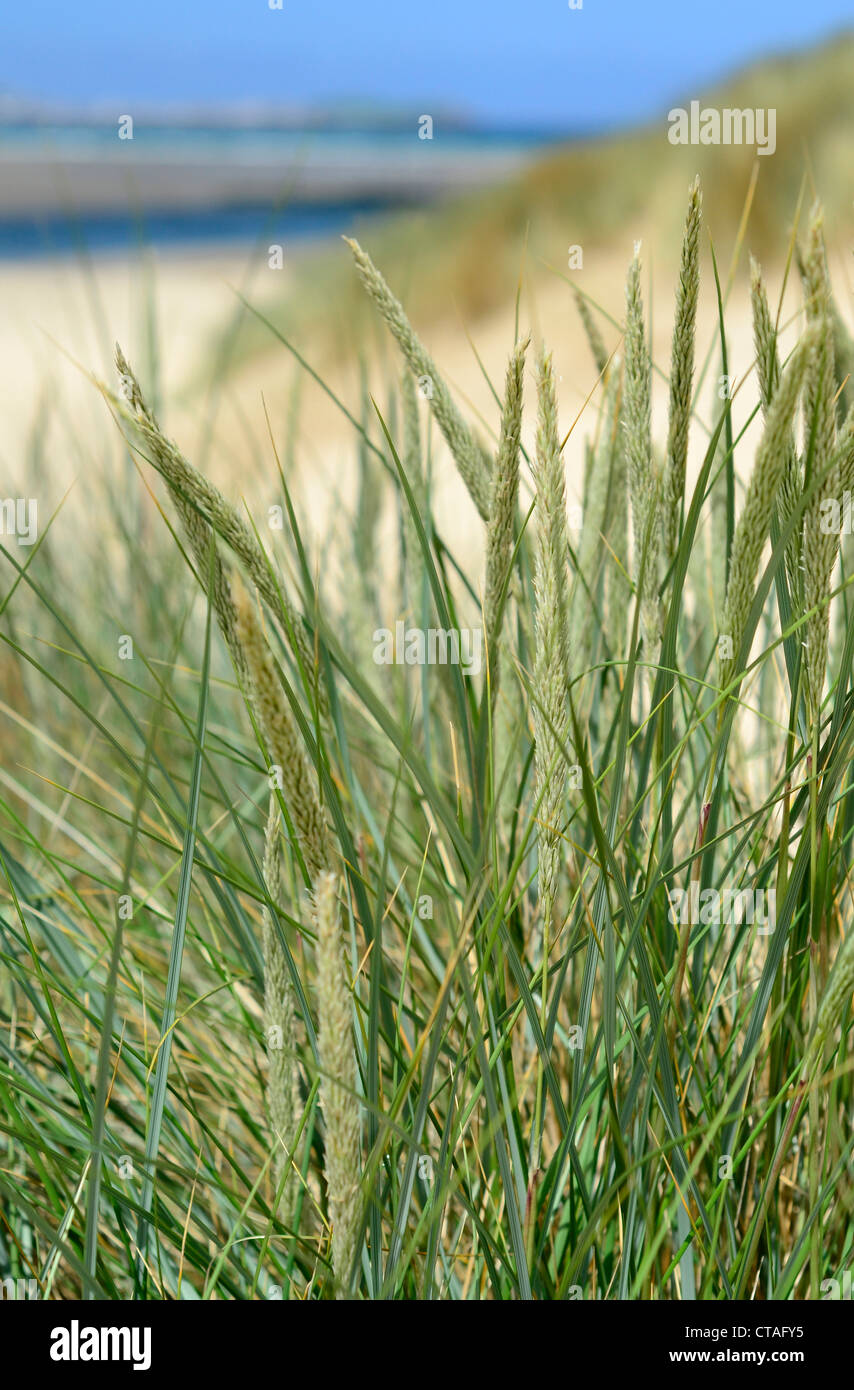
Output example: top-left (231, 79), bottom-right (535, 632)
top-left (0, 134), bottom-right (546, 220)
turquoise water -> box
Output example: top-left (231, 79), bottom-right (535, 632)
top-left (0, 121), bottom-right (563, 158)
top-left (0, 196), bottom-right (402, 259)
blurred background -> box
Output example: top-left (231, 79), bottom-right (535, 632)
top-left (2, 0), bottom-right (853, 546)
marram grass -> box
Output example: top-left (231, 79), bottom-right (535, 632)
top-left (571, 354), bottom-right (621, 675)
top-left (662, 177), bottom-right (702, 565)
top-left (531, 347), bottom-right (573, 952)
top-left (800, 205), bottom-right (840, 728)
top-left (313, 871), bottom-right (362, 1299)
top-left (112, 347), bottom-right (322, 707)
top-left (345, 236), bottom-right (494, 522)
top-left (718, 326), bottom-right (817, 700)
top-left (750, 254), bottom-right (802, 607)
top-left (485, 335), bottom-right (528, 702)
top-left (262, 793), bottom-right (299, 1228)
top-left (232, 580), bottom-right (329, 883)
top-left (623, 243), bottom-right (662, 653)
top-left (1, 178), bottom-right (853, 1304)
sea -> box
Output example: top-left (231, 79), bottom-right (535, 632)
top-left (0, 122), bottom-right (568, 260)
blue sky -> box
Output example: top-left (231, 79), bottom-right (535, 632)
top-left (3, 0), bottom-right (852, 126)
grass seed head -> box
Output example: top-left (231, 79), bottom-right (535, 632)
top-left (662, 177), bottom-right (702, 563)
top-left (345, 237), bottom-right (493, 522)
top-left (531, 346), bottom-right (572, 940)
top-left (314, 871), bottom-right (362, 1298)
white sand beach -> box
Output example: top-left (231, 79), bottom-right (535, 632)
top-left (1, 231), bottom-right (810, 564)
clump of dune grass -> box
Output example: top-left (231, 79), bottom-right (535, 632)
top-left (3, 176), bottom-right (854, 1309)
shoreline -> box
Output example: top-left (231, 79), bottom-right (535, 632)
top-left (0, 143), bottom-right (543, 218)
top-left (0, 199), bottom-right (398, 263)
